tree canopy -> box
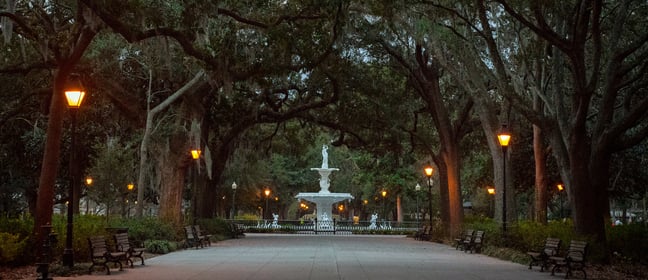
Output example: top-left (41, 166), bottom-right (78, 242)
top-left (1, 0), bottom-right (647, 247)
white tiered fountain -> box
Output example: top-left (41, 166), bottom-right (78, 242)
top-left (295, 145), bottom-right (353, 230)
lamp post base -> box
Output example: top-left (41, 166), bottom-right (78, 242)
top-left (62, 249), bottom-right (73, 267)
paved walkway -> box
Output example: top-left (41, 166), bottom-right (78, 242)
top-left (60, 234), bottom-right (556, 280)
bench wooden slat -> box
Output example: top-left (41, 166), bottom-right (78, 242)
top-left (527, 237), bottom-right (561, 271)
top-left (88, 236), bottom-right (127, 275)
top-left (194, 225), bottom-right (212, 247)
top-left (113, 232), bottom-right (145, 267)
top-left (463, 230), bottom-right (484, 253)
top-left (413, 225), bottom-right (430, 241)
top-left (184, 225), bottom-right (205, 249)
top-left (455, 229), bottom-right (474, 250)
top-left (228, 222), bottom-right (245, 238)
top-left (550, 240), bottom-right (588, 279)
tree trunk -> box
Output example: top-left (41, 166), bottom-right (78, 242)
top-left (158, 152), bottom-right (188, 227)
top-left (434, 157), bottom-right (450, 232)
top-left (533, 119), bottom-right (548, 224)
top-left (396, 195), bottom-right (403, 222)
top-left (35, 72), bottom-right (66, 240)
top-left (443, 145), bottom-right (463, 236)
top-left (533, 123), bottom-right (548, 224)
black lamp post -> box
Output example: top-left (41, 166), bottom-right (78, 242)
top-left (126, 183), bottom-right (134, 217)
top-left (62, 79), bottom-right (86, 268)
top-left (264, 188), bottom-right (270, 220)
top-left (231, 182), bottom-right (237, 219)
top-left (424, 164), bottom-right (434, 224)
top-left (381, 190), bottom-right (387, 221)
top-left (190, 149), bottom-right (200, 219)
top-left (415, 183), bottom-right (421, 228)
top-left (497, 125), bottom-right (511, 236)
top-left (557, 183), bottom-right (564, 219)
top-left (85, 177), bottom-right (93, 214)
top-left (487, 186), bottom-right (495, 218)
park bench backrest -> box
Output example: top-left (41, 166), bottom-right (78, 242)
top-left (114, 232), bottom-right (132, 252)
top-left (565, 240), bottom-right (588, 262)
top-left (473, 231), bottom-right (484, 243)
top-left (463, 229), bottom-right (474, 241)
top-left (194, 225), bottom-right (207, 237)
top-left (543, 238), bottom-right (561, 256)
top-left (89, 236), bottom-right (109, 257)
top-left (185, 225), bottom-right (197, 239)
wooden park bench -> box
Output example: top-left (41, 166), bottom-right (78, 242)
top-left (184, 225), bottom-right (205, 249)
top-left (454, 229), bottom-right (474, 250)
top-left (463, 230), bottom-right (484, 253)
top-left (550, 240), bottom-right (588, 279)
top-left (414, 225), bottom-right (431, 241)
top-left (88, 236), bottom-right (127, 275)
top-left (193, 225), bottom-right (212, 247)
top-left (227, 222), bottom-right (246, 238)
top-left (113, 232), bottom-right (146, 267)
top-left (527, 237), bottom-right (561, 271)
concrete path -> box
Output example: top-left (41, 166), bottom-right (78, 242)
top-left (60, 233), bottom-right (556, 280)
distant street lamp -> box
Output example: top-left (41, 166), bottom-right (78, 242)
top-left (264, 189), bottom-right (271, 219)
top-left (557, 183), bottom-right (564, 219)
top-left (497, 125), bottom-right (511, 236)
top-left (381, 190), bottom-right (387, 221)
top-left (231, 182), bottom-right (237, 220)
top-left (126, 183), bottom-right (134, 217)
top-left (63, 77), bottom-right (86, 268)
top-left (415, 183), bottom-right (421, 228)
top-left (424, 164), bottom-right (434, 223)
top-left (190, 149), bottom-right (201, 160)
top-left (85, 177), bottom-right (93, 214)
top-left (487, 186), bottom-right (495, 218)
top-left (190, 149), bottom-right (200, 219)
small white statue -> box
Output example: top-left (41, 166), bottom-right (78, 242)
top-left (369, 213), bottom-right (378, 229)
top-left (272, 213), bottom-right (280, 228)
top-left (321, 145), bottom-right (329, 168)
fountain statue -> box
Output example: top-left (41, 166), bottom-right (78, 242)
top-left (295, 145), bottom-right (354, 230)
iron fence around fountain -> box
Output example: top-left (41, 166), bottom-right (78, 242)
top-left (233, 219), bottom-right (420, 235)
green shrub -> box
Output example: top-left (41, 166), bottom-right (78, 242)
top-left (0, 232), bottom-right (29, 265)
top-left (50, 214), bottom-right (111, 262)
top-left (195, 218), bottom-right (237, 241)
top-left (511, 220), bottom-right (576, 251)
top-left (235, 214), bottom-right (260, 220)
top-left (607, 223), bottom-right (648, 264)
top-left (0, 215), bottom-right (33, 237)
top-left (144, 239), bottom-right (177, 254)
top-left (109, 217), bottom-right (178, 245)
top-left (0, 215), bottom-right (34, 265)
top-left (461, 216), bottom-right (500, 246)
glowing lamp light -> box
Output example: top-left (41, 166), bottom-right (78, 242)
top-left (190, 149), bottom-right (201, 159)
top-left (497, 125), bottom-right (511, 147)
top-left (424, 165), bottom-right (434, 178)
top-left (64, 90), bottom-right (85, 108)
